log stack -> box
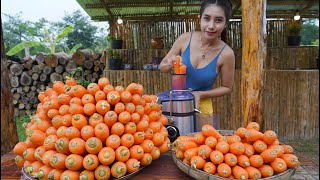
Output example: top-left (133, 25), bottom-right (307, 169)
top-left (6, 49), bottom-right (106, 116)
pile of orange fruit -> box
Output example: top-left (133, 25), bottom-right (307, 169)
top-left (172, 123), bottom-right (300, 179)
top-left (13, 77), bottom-right (171, 180)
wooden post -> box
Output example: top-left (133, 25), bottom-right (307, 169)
top-left (24, 44), bottom-right (30, 58)
top-left (1, 18), bottom-right (19, 154)
top-left (186, 13), bottom-right (189, 32)
top-left (241, 0), bottom-right (267, 128)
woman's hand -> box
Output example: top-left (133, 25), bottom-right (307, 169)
top-left (160, 55), bottom-right (175, 72)
top-left (191, 91), bottom-right (201, 109)
top-left (166, 55), bottom-right (176, 70)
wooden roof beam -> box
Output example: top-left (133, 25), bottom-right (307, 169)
top-left (267, 0), bottom-right (306, 6)
top-left (169, 0), bottom-right (174, 19)
top-left (99, 0), bottom-right (114, 19)
top-left (232, 13), bottom-right (319, 19)
top-left (91, 15), bottom-right (200, 21)
top-left (85, 3), bottom-right (200, 9)
top-left (91, 11), bottom-right (319, 22)
top-left (300, 0), bottom-right (318, 12)
top-left (232, 1), bottom-right (241, 16)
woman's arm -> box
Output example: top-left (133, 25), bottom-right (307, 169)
top-left (159, 33), bottom-right (189, 73)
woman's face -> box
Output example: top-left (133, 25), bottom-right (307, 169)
top-left (200, 4), bottom-right (227, 40)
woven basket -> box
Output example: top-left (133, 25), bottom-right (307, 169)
top-left (21, 165), bottom-right (145, 180)
top-left (172, 130), bottom-right (296, 180)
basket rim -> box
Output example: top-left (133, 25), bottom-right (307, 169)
top-left (22, 165), bottom-right (145, 180)
top-left (171, 130), bottom-right (297, 180)
top-left (172, 151), bottom-right (296, 180)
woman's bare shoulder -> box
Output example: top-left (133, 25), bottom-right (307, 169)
top-left (177, 31), bottom-right (192, 42)
top-left (221, 44), bottom-right (235, 60)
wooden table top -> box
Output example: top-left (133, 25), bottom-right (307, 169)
top-left (1, 151), bottom-right (194, 180)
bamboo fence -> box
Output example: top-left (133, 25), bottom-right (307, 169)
top-left (107, 46), bottom-right (319, 70)
top-left (113, 19), bottom-right (294, 49)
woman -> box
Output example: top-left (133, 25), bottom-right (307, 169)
top-left (159, 0), bottom-right (235, 129)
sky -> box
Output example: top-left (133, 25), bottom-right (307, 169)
top-left (1, 0), bottom-right (109, 28)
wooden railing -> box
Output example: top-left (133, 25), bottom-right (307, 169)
top-left (103, 69), bottom-right (319, 140)
top-left (107, 46), bottom-right (319, 70)
top-left (113, 20), bottom-right (293, 49)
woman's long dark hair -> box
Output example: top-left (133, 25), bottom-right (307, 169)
top-left (200, 0), bottom-right (232, 22)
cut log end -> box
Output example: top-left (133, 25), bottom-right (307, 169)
top-left (44, 54), bottom-right (59, 67)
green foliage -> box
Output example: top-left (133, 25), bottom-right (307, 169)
top-left (301, 19), bottom-right (319, 45)
top-left (54, 10), bottom-right (108, 53)
top-left (2, 10), bottom-right (109, 58)
top-left (288, 19), bottom-right (302, 35)
top-left (64, 67), bottom-right (91, 87)
top-left (2, 13), bottom-right (49, 58)
top-left (43, 25), bottom-right (74, 53)
top-left (68, 43), bottom-right (82, 54)
top-left (15, 115), bottom-right (31, 142)
top-left (108, 49), bottom-right (121, 59)
top-left (312, 39), bottom-right (319, 46)
top-left (6, 41), bottom-right (43, 56)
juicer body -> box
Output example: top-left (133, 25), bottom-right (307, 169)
top-left (157, 90), bottom-right (200, 140)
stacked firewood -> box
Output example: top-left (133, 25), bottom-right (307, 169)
top-left (7, 49), bottom-right (106, 115)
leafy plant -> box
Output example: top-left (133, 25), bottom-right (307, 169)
top-left (6, 41), bottom-right (42, 56)
top-left (5, 25), bottom-right (76, 56)
top-left (62, 43), bottom-right (83, 55)
top-left (64, 67), bottom-right (91, 87)
top-left (288, 19), bottom-right (302, 36)
top-left (43, 25), bottom-right (74, 54)
top-left (108, 49), bottom-right (121, 59)
top-left (15, 115), bottom-right (31, 142)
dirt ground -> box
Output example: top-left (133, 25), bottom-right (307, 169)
top-left (283, 139), bottom-right (319, 180)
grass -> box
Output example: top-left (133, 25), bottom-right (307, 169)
top-left (15, 115), bottom-right (31, 142)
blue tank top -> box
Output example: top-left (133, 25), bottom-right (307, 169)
top-left (181, 32), bottom-right (226, 91)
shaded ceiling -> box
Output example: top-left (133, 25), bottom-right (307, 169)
top-left (76, 0), bottom-right (319, 21)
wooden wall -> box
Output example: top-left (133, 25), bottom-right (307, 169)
top-left (233, 46), bottom-right (319, 69)
top-left (109, 46), bottom-right (319, 70)
top-left (103, 69), bottom-right (319, 140)
top-left (214, 70), bottom-right (319, 141)
top-left (111, 49), bottom-right (169, 70)
top-left (103, 70), bottom-right (171, 95)
top-left (113, 19), bottom-right (292, 49)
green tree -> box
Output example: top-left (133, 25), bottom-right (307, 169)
top-left (6, 25), bottom-right (81, 56)
top-left (301, 18), bottom-right (319, 45)
top-left (2, 11), bottom-right (109, 57)
top-left (54, 10), bottom-right (108, 52)
top-left (2, 13), bottom-right (46, 57)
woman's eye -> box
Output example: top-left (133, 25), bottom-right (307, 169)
top-left (216, 19), bottom-right (223, 23)
top-left (203, 17), bottom-right (210, 21)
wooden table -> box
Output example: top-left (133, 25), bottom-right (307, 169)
top-left (1, 151), bottom-right (194, 180)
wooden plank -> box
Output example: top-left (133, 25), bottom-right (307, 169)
top-left (278, 71), bottom-right (286, 140)
top-left (103, 46), bottom-right (317, 71)
top-left (123, 19), bottom-right (316, 50)
top-left (298, 71), bottom-right (309, 138)
top-left (289, 71), bottom-right (297, 139)
top-left (309, 71), bottom-right (319, 138)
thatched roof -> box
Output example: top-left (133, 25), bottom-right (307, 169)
top-left (76, 0), bottom-right (319, 21)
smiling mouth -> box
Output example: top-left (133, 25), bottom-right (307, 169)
top-left (207, 32), bottom-right (216, 35)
